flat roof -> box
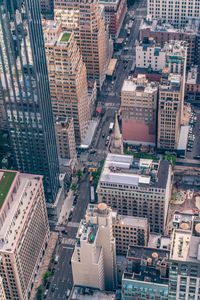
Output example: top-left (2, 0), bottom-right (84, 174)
top-left (71, 286), bottom-right (115, 300)
top-left (171, 230), bottom-right (191, 261)
top-left (0, 171), bottom-right (17, 209)
top-left (80, 121), bottom-right (97, 149)
top-left (177, 125), bottom-right (189, 150)
top-left (114, 214), bottom-right (148, 227)
top-left (107, 59), bottom-right (117, 76)
top-left (61, 32), bottom-right (71, 42)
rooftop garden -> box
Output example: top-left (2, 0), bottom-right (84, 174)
top-left (61, 33), bottom-right (71, 42)
top-left (0, 171), bottom-right (16, 209)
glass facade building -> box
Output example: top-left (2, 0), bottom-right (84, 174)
top-left (0, 0), bottom-right (60, 202)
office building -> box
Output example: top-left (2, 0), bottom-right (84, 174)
top-left (136, 39), bottom-right (187, 77)
top-left (72, 203), bottom-right (116, 291)
top-left (0, 277), bottom-right (6, 300)
top-left (54, 0), bottom-right (107, 88)
top-left (44, 22), bottom-right (90, 144)
top-left (112, 214), bottom-right (149, 254)
top-left (122, 245), bottom-right (169, 299)
top-left (169, 216), bottom-right (200, 299)
top-left (0, 0), bottom-right (60, 203)
top-left (71, 286), bottom-right (115, 299)
top-left (147, 0), bottom-right (200, 28)
top-left (97, 153), bottom-right (172, 233)
top-left (0, 170), bottom-right (50, 300)
top-left (158, 74), bottom-right (184, 150)
top-left (54, 116), bottom-right (76, 161)
top-left (121, 74), bottom-right (158, 146)
top-left (40, 0), bottom-right (54, 15)
top-left (140, 18), bottom-right (200, 69)
top-left (99, 0), bottom-right (127, 38)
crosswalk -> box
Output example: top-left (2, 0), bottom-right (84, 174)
top-left (67, 222), bottom-right (80, 227)
top-left (62, 238), bottom-right (76, 245)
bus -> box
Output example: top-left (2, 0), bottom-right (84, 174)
top-left (90, 186), bottom-right (95, 203)
top-left (109, 122), bottom-right (114, 133)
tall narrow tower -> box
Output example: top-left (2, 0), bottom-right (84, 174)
top-left (110, 113), bottom-right (123, 154)
top-left (0, 0), bottom-right (60, 202)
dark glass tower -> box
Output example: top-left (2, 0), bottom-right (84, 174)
top-left (0, 0), bottom-right (60, 202)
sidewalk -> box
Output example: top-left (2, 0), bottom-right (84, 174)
top-left (58, 189), bottom-right (75, 225)
top-left (30, 232), bottom-right (58, 300)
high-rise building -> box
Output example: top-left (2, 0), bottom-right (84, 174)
top-left (97, 153), bottom-right (172, 233)
top-left (0, 277), bottom-right (6, 300)
top-left (43, 21), bottom-right (90, 143)
top-left (136, 39), bottom-right (187, 77)
top-left (54, 0), bottom-right (107, 88)
top-left (0, 0), bottom-right (60, 203)
top-left (169, 217), bottom-right (200, 299)
top-left (112, 214), bottom-right (149, 255)
top-left (54, 116), bottom-right (76, 161)
top-left (72, 203), bottom-right (116, 291)
top-left (40, 0), bottom-right (54, 15)
top-left (0, 170), bottom-right (50, 300)
top-left (99, 0), bottom-right (127, 38)
top-left (139, 18), bottom-right (200, 69)
top-left (122, 245), bottom-right (169, 300)
top-left (121, 74), bottom-right (158, 146)
top-left (147, 0), bottom-right (200, 28)
top-left (157, 74), bottom-right (184, 150)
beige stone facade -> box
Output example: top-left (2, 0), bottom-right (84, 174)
top-left (54, 0), bottom-right (107, 88)
top-left (72, 203), bottom-right (116, 291)
top-left (97, 154), bottom-right (172, 234)
top-left (44, 22), bottom-right (90, 144)
top-left (112, 214), bottom-right (149, 255)
top-left (157, 74), bottom-right (184, 150)
top-left (0, 170), bottom-right (50, 300)
top-left (0, 277), bottom-right (6, 300)
top-left (55, 116), bottom-right (76, 161)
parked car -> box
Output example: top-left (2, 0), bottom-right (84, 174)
top-left (51, 284), bottom-right (56, 292)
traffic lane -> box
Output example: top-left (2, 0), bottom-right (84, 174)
top-left (187, 112), bottom-right (200, 159)
top-left (47, 246), bottom-right (74, 300)
top-left (71, 176), bottom-right (90, 222)
top-left (96, 110), bottom-right (116, 150)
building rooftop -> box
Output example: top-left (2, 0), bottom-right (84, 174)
top-left (99, 153), bottom-right (170, 189)
top-left (76, 219), bottom-right (98, 245)
top-left (71, 286), bottom-right (115, 300)
top-left (148, 234), bottom-right (171, 250)
top-left (187, 66), bottom-right (198, 85)
top-left (123, 270), bottom-right (169, 285)
top-left (160, 74), bottom-right (182, 92)
top-left (112, 213), bottom-right (148, 228)
top-left (80, 120), bottom-right (98, 149)
top-left (164, 40), bottom-right (187, 59)
top-left (0, 173), bottom-right (42, 251)
top-left (0, 171), bottom-right (17, 209)
top-left (122, 75), bottom-right (158, 94)
top-left (171, 229), bottom-right (191, 261)
top-left (127, 245), bottom-right (170, 261)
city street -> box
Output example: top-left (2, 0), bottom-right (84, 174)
top-left (46, 1), bottom-right (147, 298)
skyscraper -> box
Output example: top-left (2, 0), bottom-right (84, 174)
top-left (54, 0), bottom-right (107, 88)
top-left (0, 0), bottom-right (60, 202)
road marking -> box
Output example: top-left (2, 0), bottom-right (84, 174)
top-left (67, 222), bottom-right (80, 227)
top-left (62, 246), bottom-right (74, 250)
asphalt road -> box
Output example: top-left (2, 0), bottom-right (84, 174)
top-left (47, 1), bottom-right (147, 298)
top-left (186, 112), bottom-right (200, 159)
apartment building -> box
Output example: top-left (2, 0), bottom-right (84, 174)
top-left (44, 21), bottom-right (90, 144)
top-left (157, 74), bottom-right (184, 150)
top-left (54, 116), bottom-right (76, 161)
top-left (54, 0), bottom-right (107, 88)
top-left (99, 0), bottom-right (127, 38)
top-left (72, 203), bottom-right (116, 291)
top-left (136, 39), bottom-right (187, 77)
top-left (122, 245), bottom-right (169, 299)
top-left (140, 18), bottom-right (200, 69)
top-left (185, 66), bottom-right (200, 104)
top-left (121, 74), bottom-right (158, 146)
top-left (147, 0), bottom-right (200, 28)
top-left (97, 153), bottom-right (172, 233)
top-left (112, 214), bottom-right (149, 254)
top-left (0, 170), bottom-right (50, 300)
top-left (169, 216), bottom-right (200, 299)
